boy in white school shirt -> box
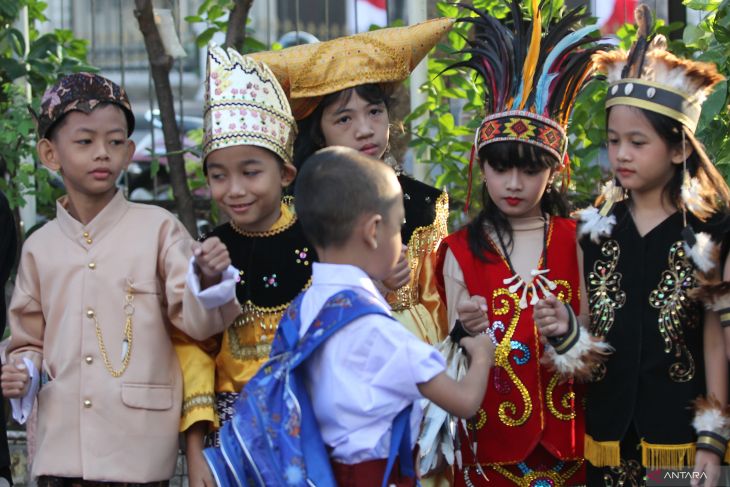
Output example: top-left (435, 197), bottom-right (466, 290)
top-left (292, 146), bottom-right (495, 487)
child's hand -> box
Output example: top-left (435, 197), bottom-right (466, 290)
top-left (186, 423), bottom-right (215, 487)
top-left (1, 361), bottom-right (30, 398)
top-left (192, 237), bottom-right (231, 287)
top-left (382, 244), bottom-right (411, 290)
top-left (457, 295), bottom-right (489, 335)
top-left (460, 333), bottom-right (495, 368)
top-left (534, 294), bottom-right (569, 337)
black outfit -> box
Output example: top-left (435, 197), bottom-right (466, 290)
top-left (0, 191), bottom-right (15, 483)
top-left (581, 202), bottom-right (730, 485)
top-left (399, 174), bottom-right (443, 244)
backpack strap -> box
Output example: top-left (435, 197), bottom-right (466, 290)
top-left (382, 405), bottom-right (418, 487)
top-left (291, 289), bottom-right (392, 368)
top-left (270, 292), bottom-right (307, 356)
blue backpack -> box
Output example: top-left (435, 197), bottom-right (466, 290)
top-left (204, 289), bottom-right (416, 487)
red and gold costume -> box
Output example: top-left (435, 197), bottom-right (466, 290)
top-left (438, 218), bottom-right (585, 487)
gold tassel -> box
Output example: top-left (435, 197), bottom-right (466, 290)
top-left (584, 434), bottom-right (621, 467)
top-left (519, 0), bottom-right (542, 109)
top-left (640, 440), bottom-right (695, 468)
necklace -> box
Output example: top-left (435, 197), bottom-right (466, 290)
top-left (493, 216), bottom-right (556, 309)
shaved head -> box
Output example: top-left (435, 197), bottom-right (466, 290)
top-left (294, 146), bottom-right (401, 248)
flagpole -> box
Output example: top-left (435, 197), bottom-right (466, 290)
top-left (407, 0), bottom-right (428, 182)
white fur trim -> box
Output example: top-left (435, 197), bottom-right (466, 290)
top-left (681, 175), bottom-right (704, 214)
top-left (578, 206), bottom-right (616, 244)
top-left (712, 293), bottom-right (730, 312)
top-left (542, 326), bottom-right (613, 378)
top-left (693, 408), bottom-right (730, 438)
top-left (684, 231), bottom-right (716, 274)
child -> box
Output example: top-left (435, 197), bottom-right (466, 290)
top-left (578, 6), bottom-right (730, 486)
top-left (0, 73), bottom-right (240, 484)
top-left (437, 3), bottom-right (609, 485)
top-left (0, 189), bottom-right (15, 484)
top-left (251, 18), bottom-right (453, 346)
top-left (293, 146), bottom-right (494, 487)
top-left (173, 44), bottom-right (317, 486)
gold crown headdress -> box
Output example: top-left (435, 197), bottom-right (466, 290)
top-left (203, 43), bottom-right (297, 164)
top-left (250, 18), bottom-right (453, 120)
top-left (454, 0), bottom-right (604, 165)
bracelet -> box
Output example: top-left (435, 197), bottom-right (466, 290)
top-left (450, 320), bottom-right (471, 344)
top-left (696, 430), bottom-right (728, 458)
top-left (718, 306), bottom-right (730, 328)
top-left (547, 303), bottom-right (579, 354)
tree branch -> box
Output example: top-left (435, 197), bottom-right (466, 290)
top-left (224, 0), bottom-right (254, 52)
top-left (134, 0), bottom-right (197, 236)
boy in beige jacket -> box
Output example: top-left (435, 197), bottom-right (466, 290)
top-left (0, 73), bottom-right (240, 486)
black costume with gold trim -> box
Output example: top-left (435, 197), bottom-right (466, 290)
top-left (174, 201), bottom-right (316, 431)
top-left (581, 202), bottom-right (729, 483)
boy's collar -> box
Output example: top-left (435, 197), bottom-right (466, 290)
top-left (56, 190), bottom-right (129, 248)
top-left (230, 199), bottom-right (296, 237)
top-left (311, 262), bottom-right (387, 308)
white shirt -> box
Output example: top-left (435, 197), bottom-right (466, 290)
top-left (299, 263), bottom-right (445, 464)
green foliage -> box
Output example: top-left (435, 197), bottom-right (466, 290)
top-left (186, 0), bottom-right (266, 53)
top-left (0, 0), bottom-right (95, 211)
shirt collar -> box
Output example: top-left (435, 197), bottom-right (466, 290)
top-left (56, 190), bottom-right (130, 249)
top-left (311, 262), bottom-right (388, 307)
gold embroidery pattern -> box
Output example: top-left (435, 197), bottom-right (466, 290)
top-left (602, 458), bottom-right (643, 487)
top-left (391, 191), bottom-right (448, 311)
top-left (588, 240), bottom-right (626, 337)
top-left (230, 197), bottom-right (297, 237)
top-left (182, 393), bottom-right (216, 415)
top-left (488, 459), bottom-right (583, 487)
top-left (466, 408), bottom-right (487, 430)
top-left (649, 241), bottom-right (698, 382)
top-left (492, 288), bottom-right (532, 427)
top-left (546, 374), bottom-right (576, 421)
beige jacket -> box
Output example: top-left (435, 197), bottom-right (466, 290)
top-left (7, 191), bottom-right (240, 482)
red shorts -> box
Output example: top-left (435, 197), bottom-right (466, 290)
top-left (331, 456), bottom-right (416, 487)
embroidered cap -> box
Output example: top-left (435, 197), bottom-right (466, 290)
top-left (250, 18), bottom-right (453, 120)
top-left (204, 43), bottom-right (297, 165)
top-left (33, 72), bottom-right (135, 139)
top-left (594, 5), bottom-right (723, 134)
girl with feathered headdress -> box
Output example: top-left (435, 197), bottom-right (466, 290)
top-left (577, 5), bottom-right (730, 486)
top-left (424, 2), bottom-right (610, 485)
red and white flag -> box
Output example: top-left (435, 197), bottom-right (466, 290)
top-left (595, 0), bottom-right (637, 35)
top-left (347, 0), bottom-right (387, 34)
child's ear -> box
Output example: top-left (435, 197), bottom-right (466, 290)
top-left (280, 163), bottom-right (297, 188)
top-left (37, 138), bottom-right (61, 172)
top-left (123, 139), bottom-right (136, 170)
top-left (670, 139), bottom-right (693, 165)
top-left (362, 213), bottom-right (382, 250)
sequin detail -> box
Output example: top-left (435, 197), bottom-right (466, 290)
top-left (492, 288), bottom-right (532, 427)
top-left (546, 374), bottom-right (576, 421)
top-left (588, 240), bottom-right (626, 337)
top-left (649, 241), bottom-right (699, 382)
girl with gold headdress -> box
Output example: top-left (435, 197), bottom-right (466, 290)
top-left (578, 5), bottom-right (730, 486)
top-left (250, 18), bottom-right (453, 350)
top-left (432, 2), bottom-right (610, 485)
top-left (173, 44), bottom-right (317, 486)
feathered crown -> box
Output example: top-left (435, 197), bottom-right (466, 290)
top-left (250, 18), bottom-right (453, 120)
top-left (203, 43), bottom-right (297, 164)
top-left (594, 5), bottom-right (723, 133)
top-left (453, 0), bottom-right (603, 163)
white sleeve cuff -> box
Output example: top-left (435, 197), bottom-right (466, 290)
top-left (186, 257), bottom-right (239, 310)
top-left (10, 357), bottom-right (39, 425)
